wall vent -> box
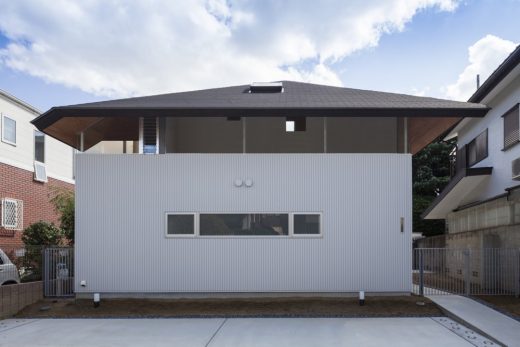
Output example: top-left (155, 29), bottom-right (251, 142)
top-left (250, 82), bottom-right (283, 93)
top-left (512, 157), bottom-right (520, 180)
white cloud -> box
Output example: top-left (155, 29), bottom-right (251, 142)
top-left (0, 0), bottom-right (459, 99)
top-left (444, 35), bottom-right (517, 101)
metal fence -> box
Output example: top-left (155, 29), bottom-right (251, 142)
top-left (43, 247), bottom-right (74, 297)
top-left (0, 246), bottom-right (74, 297)
top-left (413, 248), bottom-right (520, 296)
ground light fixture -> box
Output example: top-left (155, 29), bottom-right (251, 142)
top-left (359, 291), bottom-right (365, 306)
top-left (93, 293), bottom-right (100, 308)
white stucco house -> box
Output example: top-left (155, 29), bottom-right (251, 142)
top-left (423, 45), bottom-right (520, 249)
top-left (32, 81), bottom-right (488, 297)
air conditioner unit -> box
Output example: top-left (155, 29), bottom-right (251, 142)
top-left (512, 157), bottom-right (520, 180)
top-left (34, 161), bottom-right (47, 182)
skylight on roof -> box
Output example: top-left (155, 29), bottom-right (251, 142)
top-left (250, 82), bottom-right (283, 93)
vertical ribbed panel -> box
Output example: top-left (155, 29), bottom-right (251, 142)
top-left (75, 153), bottom-right (412, 293)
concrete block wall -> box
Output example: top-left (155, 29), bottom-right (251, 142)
top-left (0, 281), bottom-right (43, 318)
top-left (416, 225), bottom-right (520, 293)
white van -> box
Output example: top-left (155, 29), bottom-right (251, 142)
top-left (0, 249), bottom-right (20, 285)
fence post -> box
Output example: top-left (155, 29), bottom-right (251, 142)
top-left (42, 246), bottom-right (46, 298)
top-left (516, 249), bottom-right (520, 298)
top-left (419, 249), bottom-right (424, 296)
top-left (464, 248), bottom-right (470, 296)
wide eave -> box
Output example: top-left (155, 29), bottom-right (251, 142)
top-left (32, 81), bottom-right (490, 152)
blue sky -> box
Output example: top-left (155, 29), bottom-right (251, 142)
top-left (0, 0), bottom-right (518, 111)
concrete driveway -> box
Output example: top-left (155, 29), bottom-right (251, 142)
top-left (0, 317), bottom-right (495, 347)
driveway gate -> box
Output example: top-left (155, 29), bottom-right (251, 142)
top-left (43, 247), bottom-right (74, 297)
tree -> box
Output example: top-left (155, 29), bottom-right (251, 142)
top-left (21, 221), bottom-right (63, 246)
top-left (50, 187), bottom-right (75, 244)
top-left (413, 139), bottom-right (455, 237)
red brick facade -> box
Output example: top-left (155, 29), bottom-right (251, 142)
top-left (0, 162), bottom-right (74, 248)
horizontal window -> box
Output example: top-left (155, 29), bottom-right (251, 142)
top-left (165, 212), bottom-right (322, 237)
top-left (200, 214), bottom-right (289, 236)
top-left (166, 213), bottom-right (195, 236)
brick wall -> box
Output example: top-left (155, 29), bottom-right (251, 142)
top-left (0, 281), bottom-right (43, 318)
top-left (0, 162), bottom-right (74, 248)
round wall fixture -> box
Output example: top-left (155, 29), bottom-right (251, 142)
top-left (234, 178), bottom-right (243, 187)
top-left (245, 178), bottom-right (253, 187)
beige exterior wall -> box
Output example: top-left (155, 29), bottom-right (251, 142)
top-left (446, 191), bottom-right (520, 234)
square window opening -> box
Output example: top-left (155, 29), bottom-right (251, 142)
top-left (166, 214), bottom-right (195, 236)
top-left (293, 213), bottom-right (321, 235)
top-left (285, 117), bottom-right (306, 132)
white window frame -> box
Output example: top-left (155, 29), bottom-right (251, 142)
top-left (164, 212), bottom-right (323, 239)
top-left (164, 212), bottom-right (198, 238)
top-left (34, 130), bottom-right (46, 164)
top-left (1, 198), bottom-right (23, 230)
top-left (291, 212), bottom-right (323, 237)
top-left (1, 114), bottom-right (17, 146)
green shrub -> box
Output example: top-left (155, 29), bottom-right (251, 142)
top-left (22, 221), bottom-right (63, 246)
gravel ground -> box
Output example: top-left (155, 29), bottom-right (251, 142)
top-left (15, 296), bottom-right (442, 318)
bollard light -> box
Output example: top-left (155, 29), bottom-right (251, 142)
top-left (93, 293), bottom-right (100, 308)
top-left (359, 291), bottom-right (365, 306)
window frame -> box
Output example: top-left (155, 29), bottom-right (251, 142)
top-left (291, 212), bottom-right (323, 237)
top-left (502, 103), bottom-right (520, 151)
top-left (199, 212), bottom-right (291, 238)
top-left (1, 114), bottom-right (17, 146)
top-left (34, 130), bottom-right (46, 164)
top-left (164, 212), bottom-right (323, 239)
top-left (466, 129), bottom-right (488, 167)
top-left (1, 198), bottom-right (22, 230)
top-left (164, 212), bottom-right (197, 238)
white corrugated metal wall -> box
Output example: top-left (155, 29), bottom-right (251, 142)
top-left (75, 153), bottom-right (411, 294)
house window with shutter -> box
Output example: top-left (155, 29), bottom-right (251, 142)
top-left (467, 129), bottom-right (488, 167)
top-left (503, 104), bottom-right (520, 150)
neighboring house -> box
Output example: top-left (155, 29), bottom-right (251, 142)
top-left (0, 90), bottom-right (74, 249)
top-left (32, 81), bottom-right (487, 296)
top-left (423, 45), bottom-right (520, 249)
